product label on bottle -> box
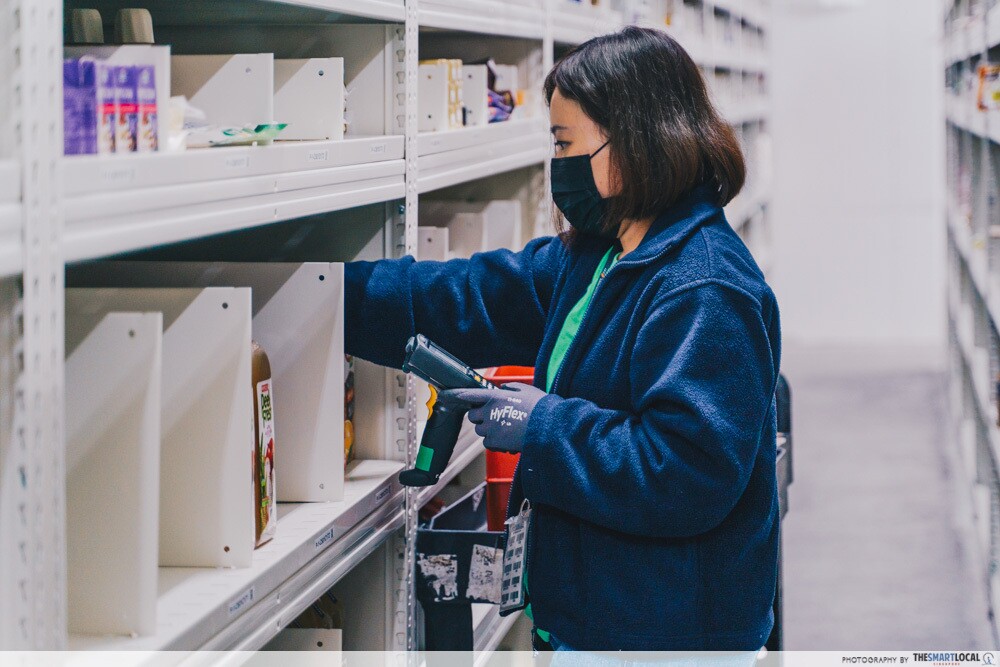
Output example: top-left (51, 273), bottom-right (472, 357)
top-left (257, 379), bottom-right (277, 541)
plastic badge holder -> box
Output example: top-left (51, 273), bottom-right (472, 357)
top-left (415, 482), bottom-right (504, 650)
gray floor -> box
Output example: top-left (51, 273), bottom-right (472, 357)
top-left (781, 344), bottom-right (995, 649)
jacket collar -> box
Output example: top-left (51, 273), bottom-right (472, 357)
top-left (618, 184), bottom-right (722, 265)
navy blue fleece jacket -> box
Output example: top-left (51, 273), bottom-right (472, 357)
top-left (345, 184), bottom-right (782, 651)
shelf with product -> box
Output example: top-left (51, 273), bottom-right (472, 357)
top-left (61, 3), bottom-right (406, 261)
top-left (944, 0), bottom-right (1000, 633)
top-left (946, 236), bottom-right (1000, 597)
top-left (416, 31), bottom-right (549, 193)
top-left (61, 204), bottom-right (411, 651)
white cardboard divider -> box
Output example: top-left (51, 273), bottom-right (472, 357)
top-left (64, 311), bottom-right (162, 637)
top-left (461, 65), bottom-right (489, 127)
top-left (172, 54), bottom-right (274, 130)
top-left (274, 58), bottom-right (346, 141)
top-left (418, 226), bottom-right (450, 261)
top-left (420, 200), bottom-right (522, 256)
top-left (68, 262), bottom-right (346, 502)
top-left (65, 287), bottom-right (255, 568)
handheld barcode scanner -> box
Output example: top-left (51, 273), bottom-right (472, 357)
top-left (398, 335), bottom-right (496, 487)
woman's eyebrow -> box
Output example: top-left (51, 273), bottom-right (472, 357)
top-left (550, 124), bottom-right (568, 133)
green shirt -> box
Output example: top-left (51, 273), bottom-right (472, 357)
top-left (526, 246), bottom-right (619, 642)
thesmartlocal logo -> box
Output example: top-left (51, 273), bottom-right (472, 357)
top-left (911, 653), bottom-right (994, 666)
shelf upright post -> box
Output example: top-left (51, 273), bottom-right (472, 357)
top-left (12, 0), bottom-right (66, 649)
top-left (0, 0), bottom-right (26, 649)
top-left (402, 0), bottom-right (421, 655)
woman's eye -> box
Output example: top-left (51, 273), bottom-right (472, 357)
top-left (553, 140), bottom-right (569, 151)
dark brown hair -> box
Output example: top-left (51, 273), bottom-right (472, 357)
top-left (544, 26), bottom-right (745, 237)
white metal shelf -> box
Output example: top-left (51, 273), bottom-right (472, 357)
top-left (644, 27), bottom-right (768, 74)
top-left (946, 202), bottom-right (1000, 331)
top-left (281, 0), bottom-right (406, 22)
top-left (709, 0), bottom-right (768, 32)
top-left (720, 97), bottom-right (768, 125)
top-left (419, 0), bottom-right (545, 39)
top-left (0, 159), bottom-right (21, 278)
top-left (68, 458), bottom-right (404, 652)
top-left (62, 136), bottom-right (406, 262)
top-left (710, 45), bottom-right (768, 74)
top-left (551, 4), bottom-right (624, 45)
top-left (946, 94), bottom-right (990, 140)
top-left (989, 3), bottom-right (1000, 51)
top-left (417, 119), bottom-right (549, 193)
top-left (945, 14), bottom-right (987, 66)
top-left (949, 296), bottom-right (1000, 466)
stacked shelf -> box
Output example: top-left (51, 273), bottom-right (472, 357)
top-left (63, 137), bottom-right (406, 261)
top-left (0, 0), bottom-right (773, 653)
top-left (417, 119), bottom-right (549, 193)
top-left (945, 0), bottom-right (1000, 640)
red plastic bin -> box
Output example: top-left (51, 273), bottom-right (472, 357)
top-left (483, 366), bottom-right (534, 530)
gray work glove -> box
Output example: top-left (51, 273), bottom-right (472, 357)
top-left (440, 382), bottom-right (546, 454)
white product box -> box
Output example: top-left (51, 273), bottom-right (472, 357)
top-left (65, 311), bottom-right (161, 637)
top-left (420, 200), bottom-right (522, 256)
top-left (461, 64), bottom-right (489, 127)
top-left (493, 64), bottom-right (519, 93)
top-left (274, 58), bottom-right (345, 141)
top-left (66, 287), bottom-right (255, 569)
top-left (172, 53), bottom-right (274, 128)
top-left (419, 59), bottom-right (462, 132)
top-left (65, 44), bottom-right (171, 151)
top-left (419, 226), bottom-right (450, 261)
top-left (419, 61), bottom-right (450, 133)
top-left (69, 262), bottom-right (347, 503)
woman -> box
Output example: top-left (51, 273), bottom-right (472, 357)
top-left (346, 26), bottom-right (781, 652)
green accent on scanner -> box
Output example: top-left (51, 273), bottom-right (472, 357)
top-left (415, 445), bottom-right (435, 471)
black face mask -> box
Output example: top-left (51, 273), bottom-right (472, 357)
top-left (551, 141), bottom-right (615, 239)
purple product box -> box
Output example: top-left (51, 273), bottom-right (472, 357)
top-left (63, 59), bottom-right (97, 155)
top-left (135, 65), bottom-right (157, 152)
top-left (113, 65), bottom-right (138, 153)
top-left (95, 62), bottom-right (116, 154)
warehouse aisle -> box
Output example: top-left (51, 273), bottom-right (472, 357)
top-left (781, 345), bottom-right (994, 649)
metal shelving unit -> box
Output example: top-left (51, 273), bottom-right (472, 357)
top-left (0, 0), bottom-right (772, 654)
top-left (945, 0), bottom-right (1000, 642)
